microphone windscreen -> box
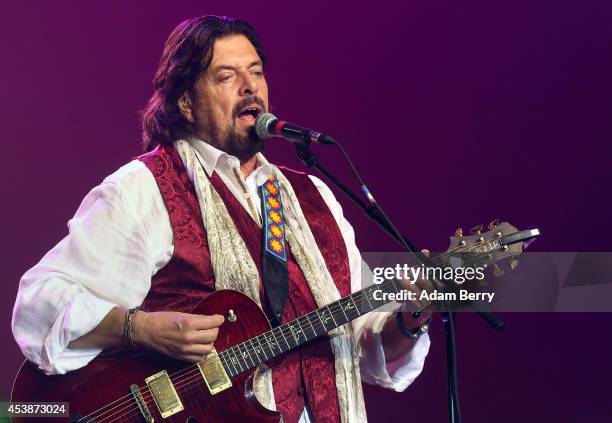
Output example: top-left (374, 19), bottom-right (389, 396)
top-left (255, 112), bottom-right (278, 139)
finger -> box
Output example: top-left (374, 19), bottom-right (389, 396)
top-left (182, 354), bottom-right (210, 363)
top-left (189, 314), bottom-right (225, 330)
top-left (414, 276), bottom-right (436, 292)
top-left (403, 308), bottom-right (433, 326)
top-left (180, 342), bottom-right (214, 357)
top-left (185, 327), bottom-right (220, 344)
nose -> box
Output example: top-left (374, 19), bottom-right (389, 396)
top-left (238, 70), bottom-right (258, 97)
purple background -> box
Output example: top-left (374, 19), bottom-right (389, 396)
top-left (2, 1), bottom-right (612, 422)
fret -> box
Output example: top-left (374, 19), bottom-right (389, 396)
top-left (339, 296), bottom-right (361, 321)
top-left (368, 285), bottom-right (388, 310)
top-left (229, 349), bottom-right (243, 375)
top-left (263, 334), bottom-right (276, 359)
top-left (220, 352), bottom-right (237, 377)
top-left (249, 336), bottom-right (266, 366)
top-left (326, 304), bottom-right (339, 327)
top-left (287, 322), bottom-right (306, 345)
top-left (253, 335), bottom-right (270, 361)
top-left (303, 312), bottom-right (318, 338)
top-left (349, 291), bottom-right (367, 316)
top-left (296, 316), bottom-right (316, 341)
top-left (317, 307), bottom-right (334, 332)
top-left (262, 332), bottom-right (281, 356)
top-left (223, 347), bottom-right (244, 376)
top-left (240, 342), bottom-right (257, 369)
top-left (218, 282), bottom-right (403, 379)
top-left (274, 324), bottom-right (291, 352)
top-left (362, 286), bottom-right (375, 312)
top-left (293, 315), bottom-right (310, 340)
top-left (387, 278), bottom-right (402, 294)
top-left (348, 295), bottom-right (362, 318)
top-left (336, 298), bottom-right (350, 323)
top-left (218, 355), bottom-right (230, 377)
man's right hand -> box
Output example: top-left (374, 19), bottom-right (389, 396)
top-left (133, 311), bottom-right (224, 363)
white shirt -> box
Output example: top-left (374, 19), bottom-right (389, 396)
top-left (12, 139), bottom-right (430, 419)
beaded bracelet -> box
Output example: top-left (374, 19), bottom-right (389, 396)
top-left (396, 311), bottom-right (432, 339)
top-left (124, 307), bottom-right (140, 348)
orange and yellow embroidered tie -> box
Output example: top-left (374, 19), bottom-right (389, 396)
top-left (259, 173), bottom-right (289, 325)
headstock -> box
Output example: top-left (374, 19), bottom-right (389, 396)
top-left (444, 220), bottom-right (540, 279)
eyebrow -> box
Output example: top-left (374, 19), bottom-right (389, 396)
top-left (212, 60), bottom-right (263, 73)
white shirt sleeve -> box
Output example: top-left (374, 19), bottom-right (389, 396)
top-left (308, 175), bottom-right (430, 392)
top-left (11, 161), bottom-right (173, 375)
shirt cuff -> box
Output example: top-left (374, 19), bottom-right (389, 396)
top-left (41, 292), bottom-right (117, 375)
top-left (357, 311), bottom-right (431, 392)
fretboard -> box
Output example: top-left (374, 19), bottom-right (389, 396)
top-left (217, 279), bottom-right (401, 377)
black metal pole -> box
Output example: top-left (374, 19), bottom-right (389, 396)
top-left (442, 310), bottom-right (461, 423)
top-left (292, 141), bottom-right (502, 423)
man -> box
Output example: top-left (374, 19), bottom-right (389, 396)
top-left (12, 15), bottom-right (431, 422)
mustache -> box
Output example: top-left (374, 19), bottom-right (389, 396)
top-left (232, 96), bottom-right (266, 118)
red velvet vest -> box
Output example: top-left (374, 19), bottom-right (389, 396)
top-left (138, 145), bottom-right (351, 423)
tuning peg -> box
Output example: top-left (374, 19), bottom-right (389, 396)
top-left (510, 256), bottom-right (519, 270)
top-left (455, 227), bottom-right (463, 237)
top-left (470, 224), bottom-right (483, 235)
top-left (493, 263), bottom-right (505, 277)
top-left (487, 218), bottom-right (500, 231)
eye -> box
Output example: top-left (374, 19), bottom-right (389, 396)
top-left (251, 68), bottom-right (265, 78)
top-left (218, 74), bottom-right (233, 83)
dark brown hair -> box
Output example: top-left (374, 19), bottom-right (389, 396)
top-left (141, 16), bottom-right (266, 152)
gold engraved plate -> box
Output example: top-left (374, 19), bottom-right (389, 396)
top-left (145, 370), bottom-right (184, 418)
top-left (198, 347), bottom-right (232, 395)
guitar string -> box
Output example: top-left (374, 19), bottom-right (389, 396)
top-left (92, 252), bottom-right (504, 423)
top-left (79, 239), bottom-right (505, 422)
top-left (82, 241), bottom-right (505, 423)
top-left (102, 245), bottom-right (504, 423)
top-left (85, 273), bottom-right (415, 423)
top-left (97, 286), bottom-right (395, 423)
top-left (90, 280), bottom-right (450, 422)
top-left (84, 283), bottom-right (387, 423)
top-left (80, 239), bottom-right (507, 422)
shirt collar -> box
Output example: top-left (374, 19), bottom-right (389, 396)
top-left (188, 137), bottom-right (274, 186)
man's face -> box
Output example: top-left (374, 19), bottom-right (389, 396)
top-left (185, 34), bottom-right (269, 161)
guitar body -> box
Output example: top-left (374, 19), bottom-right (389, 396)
top-left (11, 223), bottom-right (541, 422)
top-left (11, 290), bottom-right (281, 423)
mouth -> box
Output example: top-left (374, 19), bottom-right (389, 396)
top-left (236, 104), bottom-right (263, 122)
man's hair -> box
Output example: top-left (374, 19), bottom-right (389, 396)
top-left (141, 15), bottom-right (266, 152)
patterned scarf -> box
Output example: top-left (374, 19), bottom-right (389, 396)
top-left (174, 139), bottom-right (367, 423)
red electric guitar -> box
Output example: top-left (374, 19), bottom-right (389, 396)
top-left (11, 221), bottom-right (539, 422)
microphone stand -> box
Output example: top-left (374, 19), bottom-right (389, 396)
top-left (292, 141), bottom-right (505, 423)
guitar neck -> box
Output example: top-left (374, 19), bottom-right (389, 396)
top-left (217, 223), bottom-right (539, 377)
top-left (218, 278), bottom-right (401, 377)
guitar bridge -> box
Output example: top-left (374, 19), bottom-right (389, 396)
top-left (130, 384), bottom-right (154, 422)
top-left (145, 370), bottom-right (184, 418)
top-left (198, 347), bottom-right (232, 395)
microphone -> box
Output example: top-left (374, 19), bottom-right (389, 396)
top-left (255, 113), bottom-right (336, 145)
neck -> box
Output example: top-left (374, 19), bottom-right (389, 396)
top-left (240, 155), bottom-right (258, 178)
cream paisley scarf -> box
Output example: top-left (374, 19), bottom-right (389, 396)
top-left (174, 139), bottom-right (367, 423)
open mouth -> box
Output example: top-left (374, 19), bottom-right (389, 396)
top-left (236, 105), bottom-right (262, 121)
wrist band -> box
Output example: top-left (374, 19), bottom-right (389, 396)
top-left (396, 311), bottom-right (432, 339)
top-left (124, 307), bottom-right (140, 348)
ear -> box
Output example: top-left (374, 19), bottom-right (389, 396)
top-left (177, 92), bottom-right (194, 123)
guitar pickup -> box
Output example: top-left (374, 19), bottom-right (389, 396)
top-left (198, 347), bottom-right (232, 395)
top-left (145, 370), bottom-right (184, 418)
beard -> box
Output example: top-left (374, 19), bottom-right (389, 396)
top-left (223, 119), bottom-right (267, 162)
top-left (195, 96), bottom-right (267, 162)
